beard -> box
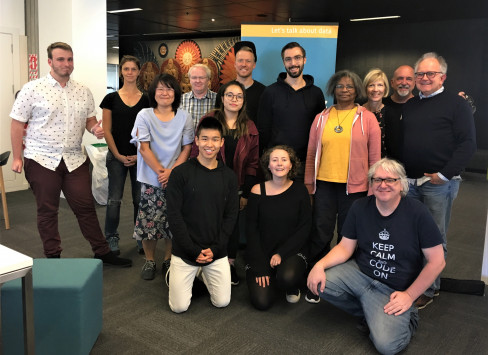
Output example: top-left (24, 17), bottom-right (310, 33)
top-left (285, 64), bottom-right (304, 78)
top-left (396, 85), bottom-right (411, 97)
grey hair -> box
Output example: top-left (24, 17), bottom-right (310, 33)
top-left (368, 158), bottom-right (409, 197)
top-left (326, 70), bottom-right (366, 102)
top-left (414, 52), bottom-right (448, 74)
top-left (188, 63), bottom-right (211, 79)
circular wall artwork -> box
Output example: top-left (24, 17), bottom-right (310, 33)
top-left (175, 40), bottom-right (202, 74)
top-left (158, 43), bottom-right (169, 58)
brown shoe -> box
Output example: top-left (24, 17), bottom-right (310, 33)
top-left (414, 294), bottom-right (433, 309)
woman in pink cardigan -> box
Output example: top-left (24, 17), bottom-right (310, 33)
top-left (304, 70), bottom-right (381, 303)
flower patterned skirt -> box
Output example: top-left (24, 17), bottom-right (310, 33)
top-left (133, 183), bottom-right (172, 241)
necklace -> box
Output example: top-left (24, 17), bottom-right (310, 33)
top-left (334, 108), bottom-right (355, 133)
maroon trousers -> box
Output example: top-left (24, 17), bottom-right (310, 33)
top-left (24, 157), bottom-right (110, 257)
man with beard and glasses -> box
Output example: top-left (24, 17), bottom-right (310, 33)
top-left (382, 65), bottom-right (415, 160)
top-left (257, 42), bottom-right (325, 182)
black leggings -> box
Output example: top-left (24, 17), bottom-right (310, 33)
top-left (246, 254), bottom-right (307, 311)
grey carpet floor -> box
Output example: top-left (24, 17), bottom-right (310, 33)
top-left (1, 172), bottom-right (487, 354)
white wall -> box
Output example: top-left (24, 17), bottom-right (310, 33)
top-left (0, 0), bottom-right (25, 35)
top-left (38, 0), bottom-right (107, 146)
top-left (0, 0), bottom-right (27, 192)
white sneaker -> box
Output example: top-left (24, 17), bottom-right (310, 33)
top-left (286, 289), bottom-right (301, 303)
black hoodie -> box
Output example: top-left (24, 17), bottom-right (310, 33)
top-left (167, 158), bottom-right (239, 265)
top-left (257, 73), bottom-right (325, 160)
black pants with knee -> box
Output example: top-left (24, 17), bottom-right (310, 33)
top-left (246, 254), bottom-right (307, 311)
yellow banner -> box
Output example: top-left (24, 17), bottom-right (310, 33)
top-left (241, 24), bottom-right (338, 38)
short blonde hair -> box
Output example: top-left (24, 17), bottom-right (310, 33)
top-left (363, 69), bottom-right (389, 98)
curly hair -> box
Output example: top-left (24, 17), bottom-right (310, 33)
top-left (260, 145), bottom-right (300, 181)
top-left (326, 70), bottom-right (365, 102)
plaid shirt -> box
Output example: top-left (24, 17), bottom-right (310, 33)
top-left (179, 90), bottom-right (217, 130)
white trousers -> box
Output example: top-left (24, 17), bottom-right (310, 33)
top-left (168, 255), bottom-right (231, 313)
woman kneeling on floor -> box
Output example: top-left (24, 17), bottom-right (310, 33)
top-left (245, 145), bottom-right (312, 310)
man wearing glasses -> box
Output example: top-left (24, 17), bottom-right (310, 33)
top-left (401, 52), bottom-right (476, 309)
top-left (257, 42), bottom-right (325, 181)
top-left (180, 63), bottom-right (217, 130)
top-left (307, 158), bottom-right (445, 354)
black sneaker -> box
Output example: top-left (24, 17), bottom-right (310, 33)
top-left (141, 260), bottom-right (156, 280)
top-left (94, 251), bottom-right (132, 267)
top-left (230, 264), bottom-right (240, 286)
top-left (305, 289), bottom-right (320, 304)
top-left (162, 259), bottom-right (171, 287)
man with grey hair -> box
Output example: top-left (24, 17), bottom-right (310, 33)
top-left (179, 63), bottom-right (217, 130)
top-left (308, 158), bottom-right (445, 354)
top-left (400, 52), bottom-right (476, 309)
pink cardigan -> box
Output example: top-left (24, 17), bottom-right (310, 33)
top-left (304, 104), bottom-right (381, 194)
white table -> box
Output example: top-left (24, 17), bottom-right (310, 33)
top-left (0, 244), bottom-right (34, 354)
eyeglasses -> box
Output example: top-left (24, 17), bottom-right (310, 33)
top-left (335, 84), bottom-right (355, 91)
top-left (283, 55), bottom-right (304, 64)
top-left (415, 71), bottom-right (444, 79)
top-left (371, 177), bottom-right (401, 185)
top-left (156, 87), bottom-right (174, 93)
top-left (190, 76), bottom-right (208, 81)
top-left (224, 92), bottom-right (244, 101)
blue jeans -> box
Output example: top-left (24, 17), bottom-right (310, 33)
top-left (104, 151), bottom-right (141, 239)
top-left (319, 260), bottom-right (419, 355)
top-left (407, 179), bottom-right (460, 297)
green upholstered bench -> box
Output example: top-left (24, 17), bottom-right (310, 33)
top-left (1, 258), bottom-right (103, 355)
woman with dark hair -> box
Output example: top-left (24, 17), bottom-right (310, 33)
top-left (304, 70), bottom-right (381, 302)
top-left (101, 55), bottom-right (150, 255)
top-left (246, 145), bottom-right (312, 310)
top-left (191, 80), bottom-right (259, 286)
top-left (131, 74), bottom-right (194, 281)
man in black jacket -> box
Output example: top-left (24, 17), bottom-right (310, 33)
top-left (257, 42), bottom-right (325, 181)
top-left (166, 117), bottom-right (239, 313)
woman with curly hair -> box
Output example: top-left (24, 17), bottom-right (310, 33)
top-left (245, 145), bottom-right (312, 310)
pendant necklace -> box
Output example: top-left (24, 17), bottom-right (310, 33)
top-left (334, 107), bottom-right (355, 133)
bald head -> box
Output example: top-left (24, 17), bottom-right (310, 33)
top-left (390, 65), bottom-right (415, 103)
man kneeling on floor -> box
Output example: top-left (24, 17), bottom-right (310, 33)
top-left (167, 116), bottom-right (239, 313)
top-left (307, 158), bottom-right (445, 355)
